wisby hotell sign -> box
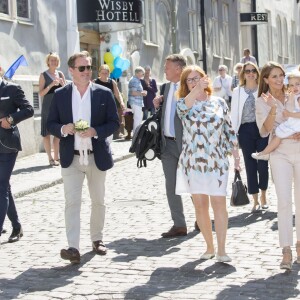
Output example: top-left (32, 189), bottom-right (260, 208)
top-left (77, 0), bottom-right (142, 24)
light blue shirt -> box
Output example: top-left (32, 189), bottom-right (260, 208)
top-left (128, 76), bottom-right (144, 107)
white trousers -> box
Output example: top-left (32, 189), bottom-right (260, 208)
top-left (61, 154), bottom-right (106, 250)
top-left (270, 140), bottom-right (300, 247)
top-left (131, 104), bottom-right (143, 134)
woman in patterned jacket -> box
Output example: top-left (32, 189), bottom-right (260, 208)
top-left (176, 65), bottom-right (240, 263)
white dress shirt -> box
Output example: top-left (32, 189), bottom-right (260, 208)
top-left (72, 82), bottom-right (92, 151)
top-left (164, 82), bottom-right (179, 137)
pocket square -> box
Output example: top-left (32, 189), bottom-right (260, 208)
top-left (0, 96), bottom-right (10, 100)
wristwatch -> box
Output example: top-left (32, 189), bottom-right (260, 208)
top-left (7, 115), bottom-right (14, 125)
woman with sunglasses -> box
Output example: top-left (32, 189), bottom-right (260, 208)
top-left (231, 62), bottom-right (269, 213)
top-left (176, 65), bottom-right (240, 262)
top-left (39, 52), bottom-right (66, 166)
top-left (256, 62), bottom-right (300, 270)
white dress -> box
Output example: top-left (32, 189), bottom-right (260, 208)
top-left (175, 96), bottom-right (238, 196)
top-left (275, 95), bottom-right (300, 138)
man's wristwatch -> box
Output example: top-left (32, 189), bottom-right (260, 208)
top-left (6, 115), bottom-right (14, 125)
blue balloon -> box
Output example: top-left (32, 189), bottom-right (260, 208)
top-left (114, 56), bottom-right (123, 69)
top-left (121, 59), bottom-right (130, 71)
top-left (111, 44), bottom-right (122, 57)
top-left (111, 67), bottom-right (122, 79)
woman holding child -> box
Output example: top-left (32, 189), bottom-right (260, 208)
top-left (255, 61), bottom-right (300, 270)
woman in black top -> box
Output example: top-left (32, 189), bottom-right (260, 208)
top-left (39, 52), bottom-right (65, 166)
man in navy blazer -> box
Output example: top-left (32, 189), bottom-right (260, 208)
top-left (0, 65), bottom-right (34, 245)
top-left (47, 51), bottom-right (119, 264)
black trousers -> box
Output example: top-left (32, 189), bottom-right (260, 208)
top-left (0, 152), bottom-right (20, 234)
top-left (238, 122), bottom-right (269, 194)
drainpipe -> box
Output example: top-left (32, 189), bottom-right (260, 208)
top-left (199, 0), bottom-right (207, 73)
top-left (171, 1), bottom-right (177, 53)
top-left (251, 0), bottom-right (259, 65)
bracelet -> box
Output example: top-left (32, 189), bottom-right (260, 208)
top-left (235, 157), bottom-right (240, 160)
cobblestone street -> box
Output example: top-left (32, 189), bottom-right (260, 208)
top-left (1, 148), bottom-right (300, 299)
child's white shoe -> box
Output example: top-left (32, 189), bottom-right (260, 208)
top-left (251, 152), bottom-right (269, 161)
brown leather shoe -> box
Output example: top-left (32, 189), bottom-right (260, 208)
top-left (92, 240), bottom-right (107, 255)
top-left (60, 247), bottom-right (80, 264)
top-left (161, 226), bottom-right (187, 238)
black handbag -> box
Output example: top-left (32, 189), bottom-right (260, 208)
top-left (230, 170), bottom-right (250, 206)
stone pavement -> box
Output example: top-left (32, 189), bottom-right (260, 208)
top-left (10, 139), bottom-right (134, 199)
top-left (1, 145), bottom-right (300, 300)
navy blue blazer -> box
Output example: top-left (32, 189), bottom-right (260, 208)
top-left (47, 82), bottom-right (119, 171)
top-left (0, 80), bottom-right (34, 153)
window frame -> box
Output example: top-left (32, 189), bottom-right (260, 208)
top-left (222, 3), bottom-right (230, 58)
top-left (212, 0), bottom-right (220, 56)
top-left (0, 0), bottom-right (31, 22)
top-left (142, 0), bottom-right (157, 45)
top-left (187, 0), bottom-right (198, 51)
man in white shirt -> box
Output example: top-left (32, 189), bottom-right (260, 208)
top-left (240, 48), bottom-right (257, 65)
top-left (47, 51), bottom-right (119, 264)
top-left (153, 54), bottom-right (189, 238)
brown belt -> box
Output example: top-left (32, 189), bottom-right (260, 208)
top-left (164, 136), bottom-right (176, 141)
top-left (74, 150), bottom-right (94, 155)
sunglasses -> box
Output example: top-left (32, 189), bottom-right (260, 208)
top-left (218, 69), bottom-right (225, 71)
top-left (186, 76), bottom-right (201, 84)
top-left (73, 65), bottom-right (93, 72)
top-left (244, 68), bottom-right (257, 74)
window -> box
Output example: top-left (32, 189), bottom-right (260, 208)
top-left (142, 0), bottom-right (157, 44)
top-left (17, 0), bottom-right (30, 19)
top-left (212, 0), bottom-right (219, 55)
top-left (276, 15), bottom-right (283, 62)
top-left (282, 18), bottom-right (288, 63)
top-left (0, 0), bottom-right (9, 14)
top-left (0, 0), bottom-right (31, 21)
top-left (222, 4), bottom-right (229, 57)
top-left (266, 10), bottom-right (273, 61)
top-left (188, 0), bottom-right (198, 51)
top-left (291, 21), bottom-right (296, 63)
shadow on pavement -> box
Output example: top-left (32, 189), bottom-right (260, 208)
top-left (0, 252), bottom-right (95, 300)
top-left (12, 164), bottom-right (53, 175)
top-left (124, 259), bottom-right (236, 299)
top-left (107, 231), bottom-right (198, 262)
top-left (215, 270), bottom-right (300, 299)
top-left (228, 211), bottom-right (277, 229)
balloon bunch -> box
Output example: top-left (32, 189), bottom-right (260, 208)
top-left (103, 44), bottom-right (130, 79)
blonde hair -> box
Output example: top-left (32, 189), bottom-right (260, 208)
top-left (239, 62), bottom-right (260, 87)
top-left (46, 52), bottom-right (60, 67)
top-left (287, 71), bottom-right (300, 81)
top-left (99, 64), bottom-right (110, 73)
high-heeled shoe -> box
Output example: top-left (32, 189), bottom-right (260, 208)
top-left (280, 246), bottom-right (292, 270)
top-left (295, 242), bottom-right (300, 264)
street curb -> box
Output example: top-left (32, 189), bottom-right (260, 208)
top-left (13, 153), bottom-right (135, 199)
